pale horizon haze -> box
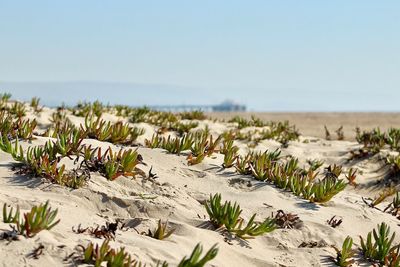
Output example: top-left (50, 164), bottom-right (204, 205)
top-left (0, 1), bottom-right (399, 111)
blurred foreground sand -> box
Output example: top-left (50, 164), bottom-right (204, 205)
top-left (209, 112), bottom-right (400, 139)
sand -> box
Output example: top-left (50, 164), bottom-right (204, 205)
top-left (210, 112), bottom-right (400, 140)
top-left (0, 106), bottom-right (399, 267)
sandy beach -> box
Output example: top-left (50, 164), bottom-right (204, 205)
top-left (210, 112), bottom-right (400, 140)
top-left (0, 100), bottom-right (399, 267)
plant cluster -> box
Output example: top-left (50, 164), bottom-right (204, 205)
top-left (224, 118), bottom-right (300, 145)
top-left (363, 187), bottom-right (397, 209)
top-left (351, 127), bottom-right (400, 161)
top-left (81, 146), bottom-right (145, 180)
top-left (231, 150), bottom-right (346, 203)
top-left (146, 130), bottom-right (223, 165)
top-left (260, 120), bottom-right (300, 145)
top-left (3, 201), bottom-right (60, 238)
top-left (70, 100), bottom-right (106, 117)
top-left (176, 243), bottom-right (218, 267)
top-left (205, 193), bottom-right (276, 239)
top-left (9, 102), bottom-right (27, 117)
top-left (179, 110), bottom-right (207, 120)
top-left (79, 240), bottom-right (144, 267)
top-left (145, 134), bottom-right (194, 155)
top-left (221, 139), bottom-right (239, 168)
top-left (119, 106), bottom-right (206, 125)
top-left (30, 97), bottom-right (43, 113)
top-left (187, 132), bottom-right (222, 165)
top-left (78, 240), bottom-right (218, 267)
top-left (0, 111), bottom-right (37, 140)
top-left (1, 122), bottom-right (145, 187)
top-left (386, 154), bottom-right (400, 178)
top-left (0, 136), bottom-right (89, 188)
top-left (127, 108), bottom-right (204, 136)
top-left (325, 126), bottom-right (345, 141)
top-left (360, 222), bottom-right (399, 265)
top-left (0, 95), bottom-right (28, 118)
top-left (228, 115), bottom-right (267, 129)
top-left (82, 115), bottom-right (145, 145)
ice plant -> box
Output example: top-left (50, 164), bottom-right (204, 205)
top-left (177, 244), bottom-right (218, 267)
top-left (145, 220), bottom-right (175, 240)
top-left (233, 215), bottom-right (276, 239)
top-left (332, 236), bottom-right (355, 267)
top-left (2, 201), bottom-right (60, 238)
top-left (205, 193), bottom-right (276, 239)
top-left (309, 177), bottom-right (347, 203)
top-left (360, 222), bottom-right (397, 264)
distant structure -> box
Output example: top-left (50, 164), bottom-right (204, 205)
top-left (150, 100), bottom-right (246, 112)
top-left (211, 100), bottom-right (246, 112)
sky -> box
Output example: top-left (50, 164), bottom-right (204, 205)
top-left (0, 1), bottom-right (399, 111)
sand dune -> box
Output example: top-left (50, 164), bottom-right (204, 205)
top-left (0, 103), bottom-right (399, 267)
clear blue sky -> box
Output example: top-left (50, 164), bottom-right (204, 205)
top-left (0, 1), bottom-right (399, 111)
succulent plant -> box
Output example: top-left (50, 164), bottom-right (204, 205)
top-left (335, 126), bottom-right (344, 140)
top-left (79, 240), bottom-right (218, 267)
top-left (355, 127), bottom-right (387, 154)
top-left (177, 243), bottom-right (218, 267)
top-left (9, 102), bottom-right (26, 117)
top-left (72, 100), bottom-right (105, 117)
top-left (0, 136), bottom-right (24, 161)
top-left (324, 125), bottom-right (331, 140)
top-left (81, 146), bottom-right (144, 180)
top-left (205, 193), bottom-right (276, 239)
top-left (232, 215), bottom-right (276, 239)
top-left (2, 201), bottom-right (60, 238)
top-left (235, 152), bottom-right (254, 175)
top-left (205, 193), bottom-right (241, 230)
top-left (170, 122), bottom-right (199, 136)
top-left (145, 134), bottom-right (163, 149)
top-left (384, 192), bottom-right (400, 217)
top-left (145, 220), bottom-right (175, 240)
top-left (345, 168), bottom-right (357, 187)
top-left (3, 203), bottom-right (20, 224)
top-left (367, 187), bottom-right (397, 208)
top-left (307, 159), bottom-right (324, 171)
top-left (54, 129), bottom-right (84, 157)
top-left (324, 164), bottom-right (343, 180)
top-left (387, 128), bottom-right (400, 151)
top-left (309, 177), bottom-right (347, 203)
top-left (30, 97), bottom-right (43, 113)
top-left (387, 155), bottom-right (400, 176)
top-left (222, 146), bottom-right (239, 168)
top-left (185, 132), bottom-right (222, 165)
top-left (159, 134), bottom-right (194, 155)
top-left (0, 111), bottom-right (37, 140)
top-left (179, 110), bottom-right (207, 121)
top-left (0, 93), bottom-right (12, 102)
top-left (360, 222), bottom-right (398, 264)
top-left (129, 106), bottom-right (152, 123)
top-left (79, 240), bottom-right (143, 267)
top-left (249, 151), bottom-right (274, 181)
top-left (332, 236), bottom-right (355, 267)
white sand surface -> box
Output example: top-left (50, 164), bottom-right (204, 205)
top-left (0, 106), bottom-right (399, 267)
